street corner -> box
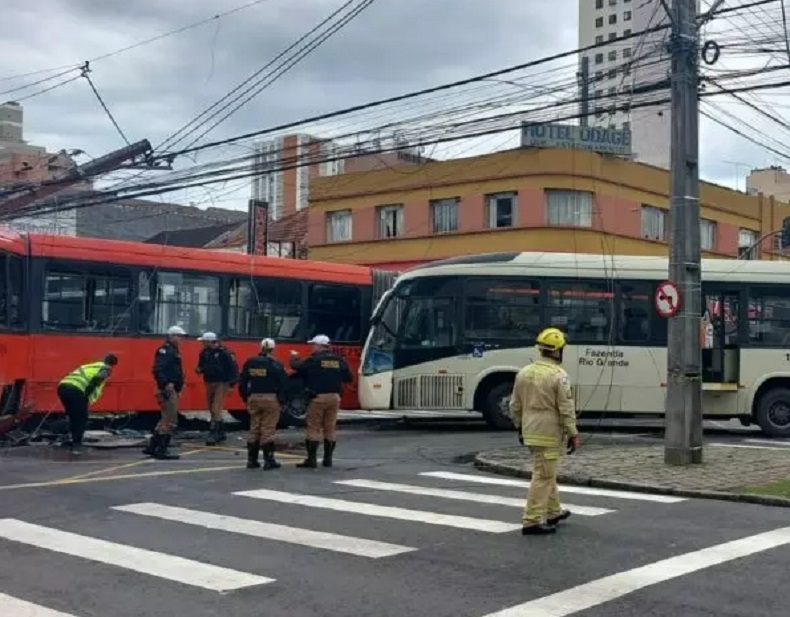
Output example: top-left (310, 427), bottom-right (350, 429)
top-left (473, 439), bottom-right (790, 507)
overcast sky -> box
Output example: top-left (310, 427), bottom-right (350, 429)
top-left (0, 0), bottom-right (787, 212)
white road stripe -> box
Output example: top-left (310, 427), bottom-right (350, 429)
top-left (113, 502), bottom-right (414, 558)
top-left (234, 489), bottom-right (521, 533)
top-left (0, 593), bottom-right (81, 617)
top-left (0, 519), bottom-right (272, 592)
top-left (420, 471), bottom-right (685, 504)
top-left (710, 443), bottom-right (790, 451)
top-left (745, 438), bottom-right (790, 447)
top-left (336, 479), bottom-right (613, 516)
top-left (479, 526), bottom-right (790, 617)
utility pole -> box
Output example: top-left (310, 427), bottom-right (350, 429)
top-left (579, 55), bottom-right (590, 127)
top-left (664, 0), bottom-right (703, 465)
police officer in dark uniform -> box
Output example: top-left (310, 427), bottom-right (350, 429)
top-left (196, 331), bottom-right (238, 446)
top-left (144, 325), bottom-right (185, 460)
top-left (238, 338), bottom-right (287, 469)
top-left (290, 334), bottom-right (353, 469)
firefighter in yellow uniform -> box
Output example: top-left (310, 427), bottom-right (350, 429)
top-left (510, 327), bottom-right (580, 536)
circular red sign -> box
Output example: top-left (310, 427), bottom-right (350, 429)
top-left (655, 280), bottom-right (681, 317)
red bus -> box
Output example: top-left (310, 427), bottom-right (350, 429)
top-left (0, 231), bottom-right (395, 430)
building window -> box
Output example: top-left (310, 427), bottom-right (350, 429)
top-left (608, 68), bottom-right (617, 78)
top-left (608, 87), bottom-right (616, 96)
top-left (42, 269), bottom-right (132, 332)
top-left (431, 198), bottom-right (459, 233)
top-left (609, 14), bottom-right (617, 24)
top-left (641, 205), bottom-right (667, 241)
top-left (738, 228), bottom-right (759, 259)
top-left (624, 10), bottom-right (632, 20)
top-left (227, 278), bottom-right (302, 340)
top-left (624, 28), bottom-right (632, 36)
top-left (326, 210), bottom-right (352, 243)
top-left (608, 50), bottom-right (617, 61)
top-left (146, 272), bottom-right (221, 335)
top-left (596, 0), bottom-right (604, 7)
top-left (595, 53), bottom-right (604, 64)
top-left (608, 32), bottom-right (617, 41)
top-left (596, 35), bottom-right (604, 44)
top-left (701, 219), bottom-right (717, 250)
top-left (486, 192), bottom-right (516, 228)
top-left (609, 0), bottom-right (617, 4)
top-left (596, 16), bottom-right (604, 27)
top-left (595, 70), bottom-right (603, 80)
top-left (623, 47), bottom-right (632, 58)
top-left (377, 204), bottom-right (404, 238)
top-left (595, 89), bottom-right (603, 100)
top-left (546, 190), bottom-right (593, 227)
top-left (623, 121), bottom-right (630, 131)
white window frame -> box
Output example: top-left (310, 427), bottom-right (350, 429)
top-left (431, 198), bottom-right (459, 234)
top-left (546, 190), bottom-right (593, 227)
top-left (641, 205), bottom-right (667, 241)
top-left (377, 204), bottom-right (404, 238)
top-left (326, 210), bottom-right (352, 243)
top-left (486, 192), bottom-right (517, 229)
top-left (738, 228), bottom-right (759, 259)
top-left (700, 219), bottom-right (717, 251)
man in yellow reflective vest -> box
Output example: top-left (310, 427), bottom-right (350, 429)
top-left (57, 354), bottom-right (118, 454)
top-left (510, 328), bottom-right (580, 536)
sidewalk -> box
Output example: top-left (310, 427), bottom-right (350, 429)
top-left (474, 439), bottom-right (790, 506)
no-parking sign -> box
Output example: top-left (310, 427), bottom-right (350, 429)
top-left (655, 281), bottom-right (681, 318)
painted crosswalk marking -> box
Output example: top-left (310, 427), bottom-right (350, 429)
top-left (335, 479), bottom-right (613, 517)
top-left (0, 519), bottom-right (273, 592)
top-left (420, 471), bottom-right (686, 503)
top-left (113, 502), bottom-right (414, 558)
top-left (234, 488), bottom-right (522, 533)
top-left (0, 593), bottom-right (81, 617)
top-left (479, 526), bottom-right (790, 616)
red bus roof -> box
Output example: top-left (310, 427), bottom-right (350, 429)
top-left (4, 231), bottom-right (372, 284)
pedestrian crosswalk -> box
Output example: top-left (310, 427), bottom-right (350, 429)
top-left (0, 467), bottom-right (688, 614)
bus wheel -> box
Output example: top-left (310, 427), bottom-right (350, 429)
top-left (756, 388), bottom-right (790, 437)
top-left (281, 397), bottom-right (307, 429)
top-left (482, 382), bottom-right (514, 430)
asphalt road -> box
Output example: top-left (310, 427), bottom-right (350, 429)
top-left (1, 423), bottom-right (789, 617)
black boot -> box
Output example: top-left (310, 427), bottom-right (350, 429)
top-left (296, 440), bottom-right (319, 469)
top-left (142, 433), bottom-right (158, 456)
top-left (521, 523), bottom-right (557, 536)
top-left (322, 440), bottom-right (336, 467)
top-left (262, 442), bottom-right (281, 470)
top-left (246, 441), bottom-right (261, 469)
top-left (153, 434), bottom-right (180, 460)
top-left (206, 422), bottom-right (221, 446)
top-left (547, 510), bottom-right (571, 526)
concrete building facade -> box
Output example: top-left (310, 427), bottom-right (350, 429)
top-left (307, 148), bottom-right (788, 269)
top-left (578, 0), bottom-right (679, 168)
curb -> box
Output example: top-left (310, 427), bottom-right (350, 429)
top-left (473, 453), bottom-right (790, 509)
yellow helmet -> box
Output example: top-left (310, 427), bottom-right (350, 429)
top-left (536, 327), bottom-right (567, 351)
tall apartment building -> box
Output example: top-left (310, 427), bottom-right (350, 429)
top-left (578, 0), bottom-right (679, 169)
top-left (250, 133), bottom-right (429, 221)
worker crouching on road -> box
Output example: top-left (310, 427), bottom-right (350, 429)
top-left (144, 325), bottom-right (186, 460)
top-left (57, 354), bottom-right (118, 454)
top-left (196, 331), bottom-right (238, 446)
top-left (290, 335), bottom-right (353, 469)
top-left (510, 327), bottom-right (581, 536)
top-left (239, 338), bottom-right (287, 469)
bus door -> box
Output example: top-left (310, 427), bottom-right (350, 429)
top-left (702, 289), bottom-right (741, 385)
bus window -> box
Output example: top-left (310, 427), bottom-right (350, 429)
top-left (617, 282), bottom-right (651, 343)
top-left (399, 297), bottom-right (456, 348)
top-left (148, 271), bottom-right (221, 335)
top-left (464, 277), bottom-right (540, 341)
top-left (307, 284), bottom-right (362, 343)
top-left (547, 281), bottom-right (613, 344)
top-left (747, 287), bottom-right (790, 346)
top-left (9, 255), bottom-right (25, 329)
top-left (227, 277), bottom-right (302, 340)
top-left (43, 268), bottom-right (132, 332)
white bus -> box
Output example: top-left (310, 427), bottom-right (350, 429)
top-left (358, 252), bottom-right (790, 437)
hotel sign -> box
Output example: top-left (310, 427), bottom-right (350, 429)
top-left (520, 122), bottom-right (632, 156)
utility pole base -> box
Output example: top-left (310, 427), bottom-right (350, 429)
top-left (664, 447), bottom-right (703, 466)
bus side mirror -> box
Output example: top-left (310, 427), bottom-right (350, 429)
top-left (782, 217), bottom-right (790, 249)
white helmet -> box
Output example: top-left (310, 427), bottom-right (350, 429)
top-left (198, 331), bottom-right (218, 341)
top-left (308, 334), bottom-right (330, 346)
top-left (167, 325), bottom-right (187, 336)
top-left (260, 338), bottom-right (276, 350)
